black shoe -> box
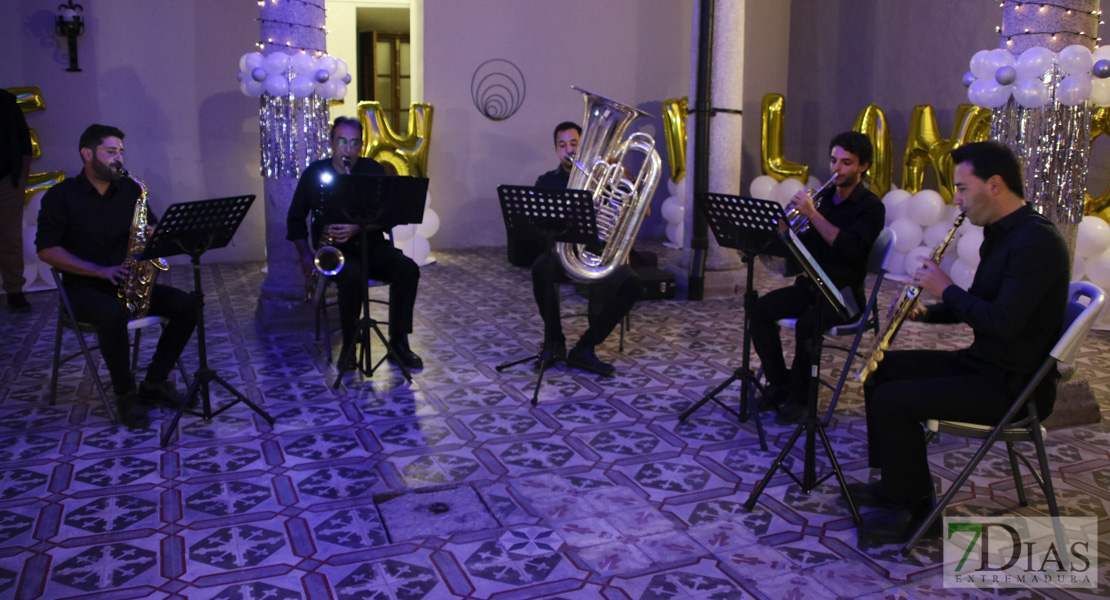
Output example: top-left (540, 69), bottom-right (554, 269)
top-left (774, 400), bottom-right (805, 426)
top-left (388, 338), bottom-right (424, 370)
top-left (754, 384), bottom-right (787, 413)
top-left (116, 392), bottom-right (151, 430)
top-left (567, 345), bottom-right (615, 375)
top-left (858, 494), bottom-right (937, 544)
top-left (537, 339), bottom-right (566, 369)
top-left (845, 481), bottom-right (899, 509)
top-left (6, 292), bottom-right (30, 313)
top-left (139, 379), bottom-right (189, 409)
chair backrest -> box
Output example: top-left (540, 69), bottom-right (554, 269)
top-left (1051, 281), bottom-right (1105, 364)
top-left (868, 227), bottom-right (896, 275)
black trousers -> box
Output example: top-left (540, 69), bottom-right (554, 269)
top-left (68, 281), bottom-right (196, 395)
top-left (862, 349), bottom-right (1022, 502)
top-left (750, 278), bottom-right (855, 400)
top-left (531, 251), bottom-right (642, 349)
top-left (332, 239), bottom-right (419, 345)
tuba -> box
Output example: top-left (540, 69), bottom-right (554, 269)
top-left (856, 212), bottom-right (966, 382)
top-left (117, 166), bottom-right (169, 318)
top-left (555, 88), bottom-right (661, 282)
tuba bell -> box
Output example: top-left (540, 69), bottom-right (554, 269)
top-left (555, 87), bottom-right (661, 282)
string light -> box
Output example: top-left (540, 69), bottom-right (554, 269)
top-left (1004, 0), bottom-right (1102, 15)
top-left (257, 17), bottom-right (327, 34)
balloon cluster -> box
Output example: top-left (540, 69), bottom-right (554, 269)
top-left (391, 192), bottom-right (441, 266)
top-left (237, 51), bottom-right (352, 99)
top-left (881, 189), bottom-right (981, 289)
top-left (963, 45), bottom-right (1110, 108)
top-left (1073, 216), bottom-right (1110, 293)
top-left (660, 179), bottom-right (687, 248)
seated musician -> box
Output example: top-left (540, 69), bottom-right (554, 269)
top-left (531, 121), bottom-right (643, 375)
top-left (286, 116), bottom-right (422, 370)
top-left (37, 124), bottom-right (197, 429)
top-left (856, 141), bottom-right (1069, 544)
top-left (751, 131), bottom-right (885, 425)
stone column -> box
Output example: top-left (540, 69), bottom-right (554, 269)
top-left (254, 0), bottom-right (327, 333)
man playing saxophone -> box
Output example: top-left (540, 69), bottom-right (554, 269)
top-left (287, 116), bottom-right (423, 370)
top-left (36, 124), bottom-right (196, 429)
top-left (855, 141), bottom-right (1070, 544)
top-left (751, 131), bottom-right (885, 425)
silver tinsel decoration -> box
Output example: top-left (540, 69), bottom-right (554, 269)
top-left (259, 88), bottom-right (330, 179)
top-left (991, 65), bottom-right (1089, 254)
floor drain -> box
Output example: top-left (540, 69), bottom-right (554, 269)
top-left (376, 484), bottom-right (500, 543)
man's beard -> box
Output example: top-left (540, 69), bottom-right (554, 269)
top-left (92, 157), bottom-right (121, 181)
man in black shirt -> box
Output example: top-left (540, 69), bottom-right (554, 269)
top-left (855, 141), bottom-right (1070, 544)
top-left (37, 124), bottom-right (196, 429)
top-left (1, 89), bottom-right (33, 313)
top-left (751, 131), bottom-right (885, 425)
top-left (287, 116), bottom-right (422, 370)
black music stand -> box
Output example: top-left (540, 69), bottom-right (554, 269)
top-left (743, 226), bottom-right (862, 525)
top-left (494, 185), bottom-right (599, 405)
top-left (680, 193), bottom-right (784, 450)
top-left (329, 174), bottom-right (429, 390)
top-left (140, 194), bottom-right (274, 447)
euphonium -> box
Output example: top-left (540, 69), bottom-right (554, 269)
top-left (306, 158), bottom-right (349, 302)
top-left (784, 174), bottom-right (837, 233)
top-left (117, 167), bottom-right (169, 319)
top-left (856, 212), bottom-right (967, 382)
top-left (555, 88), bottom-right (661, 282)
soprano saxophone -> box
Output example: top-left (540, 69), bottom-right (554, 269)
top-left (117, 166), bottom-right (169, 318)
top-left (856, 212), bottom-right (966, 383)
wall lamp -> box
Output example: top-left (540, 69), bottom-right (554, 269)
top-left (55, 1), bottom-right (85, 72)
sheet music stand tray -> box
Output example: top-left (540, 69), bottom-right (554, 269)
top-left (743, 225), bottom-right (862, 525)
top-left (494, 184), bottom-right (599, 405)
top-left (140, 194), bottom-right (272, 447)
top-left (330, 175), bottom-right (429, 390)
top-left (679, 193), bottom-right (784, 450)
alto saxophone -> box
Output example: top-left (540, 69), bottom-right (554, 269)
top-left (305, 158), bottom-right (349, 302)
top-left (117, 166), bottom-right (169, 318)
top-left (856, 212), bottom-right (966, 383)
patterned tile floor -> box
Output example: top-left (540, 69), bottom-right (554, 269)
top-left (1, 244), bottom-right (1108, 600)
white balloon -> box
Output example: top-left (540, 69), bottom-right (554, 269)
top-left (1058, 75), bottom-right (1093, 107)
top-left (940, 255), bottom-right (958, 276)
top-left (666, 178), bottom-right (678, 196)
top-left (24, 191), bottom-right (44, 227)
top-left (1095, 46), bottom-right (1110, 64)
top-left (661, 195), bottom-right (684, 223)
top-left (890, 218), bottom-right (924, 253)
top-left (968, 79), bottom-right (990, 106)
top-left (1058, 44), bottom-right (1094, 76)
top-left (903, 245), bottom-right (934, 277)
top-left (806, 176), bottom-right (822, 191)
top-left (332, 82), bottom-right (348, 100)
top-left (241, 52), bottom-right (264, 73)
top-left (946, 204), bottom-right (963, 222)
top-left (23, 260), bottom-right (38, 287)
top-left (241, 79), bottom-right (266, 97)
top-left (774, 178), bottom-right (806, 206)
top-left (22, 226), bottom-right (37, 259)
top-left (1073, 254), bottom-right (1087, 281)
top-left (950, 259), bottom-right (976, 290)
top-left (415, 208), bottom-right (440, 238)
top-left (749, 175), bottom-right (777, 200)
top-left (392, 223), bottom-right (416, 242)
top-left (317, 55), bottom-right (338, 75)
top-left (987, 48), bottom-right (1016, 70)
top-left (289, 75), bottom-right (315, 98)
top-left (957, 227), bottom-right (984, 267)
top-left (1013, 78), bottom-right (1049, 108)
top-left (666, 220), bottom-right (685, 247)
top-left (334, 58), bottom-right (348, 80)
top-left (1086, 249), bottom-right (1110, 291)
top-left (1076, 216), bottom-right (1110, 258)
top-left (264, 52), bottom-right (290, 75)
top-left (885, 249), bottom-right (907, 275)
top-left (291, 52), bottom-right (316, 77)
top-left (907, 189), bottom-right (946, 227)
top-left (1092, 78), bottom-right (1110, 106)
top-left (882, 189), bottom-right (912, 225)
top-left (970, 50), bottom-right (994, 80)
top-left (923, 221), bottom-right (952, 248)
top-left (981, 81), bottom-right (1012, 108)
top-left (1016, 46), bottom-right (1054, 79)
top-left (316, 79), bottom-right (339, 100)
top-left (264, 73), bottom-right (288, 97)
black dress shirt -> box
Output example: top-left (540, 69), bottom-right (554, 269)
top-left (929, 203), bottom-right (1070, 381)
top-left (287, 157), bottom-right (387, 248)
top-left (36, 170), bottom-right (149, 289)
top-left (535, 166), bottom-right (570, 189)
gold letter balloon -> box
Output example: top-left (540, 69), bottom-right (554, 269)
top-left (761, 94), bottom-right (809, 183)
top-left (852, 104), bottom-right (892, 197)
top-left (902, 104), bottom-right (992, 202)
top-left (662, 97), bottom-right (688, 183)
top-left (7, 87), bottom-right (65, 202)
top-left (357, 101), bottom-right (434, 178)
